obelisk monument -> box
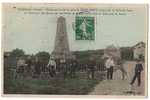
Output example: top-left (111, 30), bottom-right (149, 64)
top-left (52, 16), bottom-right (72, 59)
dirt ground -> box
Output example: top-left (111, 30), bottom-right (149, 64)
top-left (89, 61), bottom-right (146, 96)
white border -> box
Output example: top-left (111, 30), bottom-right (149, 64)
top-left (0, 0), bottom-right (149, 100)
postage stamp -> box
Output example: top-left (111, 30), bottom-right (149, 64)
top-left (2, 3), bottom-right (148, 97)
top-left (75, 16), bottom-right (95, 40)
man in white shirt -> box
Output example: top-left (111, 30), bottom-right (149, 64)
top-left (105, 57), bottom-right (115, 80)
top-left (47, 57), bottom-right (56, 77)
top-left (16, 57), bottom-right (26, 78)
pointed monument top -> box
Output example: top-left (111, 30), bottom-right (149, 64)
top-left (52, 16), bottom-right (73, 60)
top-left (58, 16), bottom-right (65, 21)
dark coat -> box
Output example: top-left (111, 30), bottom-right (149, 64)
top-left (135, 63), bottom-right (143, 74)
top-left (34, 61), bottom-right (41, 75)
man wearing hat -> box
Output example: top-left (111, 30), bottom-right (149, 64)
top-left (130, 59), bottom-right (143, 86)
top-left (105, 56), bottom-right (115, 80)
top-left (87, 57), bottom-right (96, 79)
top-left (47, 56), bottom-right (56, 77)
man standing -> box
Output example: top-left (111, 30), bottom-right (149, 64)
top-left (70, 59), bottom-right (77, 78)
top-left (16, 56), bottom-right (26, 79)
top-left (60, 58), bottom-right (67, 79)
top-left (26, 56), bottom-right (32, 77)
top-left (47, 56), bottom-right (57, 77)
top-left (105, 57), bottom-right (115, 80)
top-left (87, 57), bottom-right (96, 79)
top-left (130, 60), bottom-right (143, 86)
top-left (34, 57), bottom-right (41, 78)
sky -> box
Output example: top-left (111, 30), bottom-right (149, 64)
top-left (3, 4), bottom-right (147, 54)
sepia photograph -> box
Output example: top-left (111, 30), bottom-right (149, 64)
top-left (2, 3), bottom-right (148, 97)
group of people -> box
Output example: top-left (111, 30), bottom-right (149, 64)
top-left (58, 58), bottom-right (77, 78)
top-left (15, 56), bottom-right (55, 79)
top-left (15, 55), bottom-right (98, 79)
top-left (105, 56), bottom-right (144, 87)
top-left (15, 56), bottom-right (78, 79)
top-left (15, 55), bottom-right (144, 87)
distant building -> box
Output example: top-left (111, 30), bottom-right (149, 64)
top-left (133, 42), bottom-right (145, 59)
top-left (103, 45), bottom-right (121, 64)
top-left (103, 45), bottom-right (121, 58)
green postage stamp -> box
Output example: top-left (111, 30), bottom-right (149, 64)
top-left (75, 16), bottom-right (95, 40)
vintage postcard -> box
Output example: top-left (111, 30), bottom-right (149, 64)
top-left (2, 3), bottom-right (148, 97)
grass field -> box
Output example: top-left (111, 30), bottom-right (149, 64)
top-left (4, 77), bottom-right (99, 95)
